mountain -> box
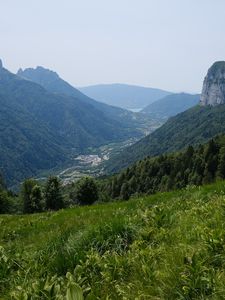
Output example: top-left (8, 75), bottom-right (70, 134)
top-left (17, 67), bottom-right (152, 131)
top-left (0, 61), bottom-right (146, 185)
top-left (142, 93), bottom-right (199, 118)
top-left (105, 61), bottom-right (225, 173)
top-left (200, 61), bottom-right (225, 106)
top-left (105, 105), bottom-right (225, 173)
top-left (0, 64), bottom-right (67, 185)
top-left (79, 83), bottom-right (172, 110)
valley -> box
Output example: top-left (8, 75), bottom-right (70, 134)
top-left (1, 2), bottom-right (225, 299)
top-left (0, 62), bottom-right (163, 187)
top-left (38, 132), bottom-right (161, 186)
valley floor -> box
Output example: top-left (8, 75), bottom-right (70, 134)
top-left (1, 182), bottom-right (225, 299)
top-left (35, 137), bottom-right (151, 186)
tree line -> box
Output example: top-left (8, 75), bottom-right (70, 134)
top-left (100, 135), bottom-right (225, 200)
top-left (0, 175), bottom-right (100, 214)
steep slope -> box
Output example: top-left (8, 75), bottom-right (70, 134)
top-left (17, 67), bottom-right (152, 131)
top-left (142, 93), bottom-right (199, 118)
top-left (79, 83), bottom-right (171, 110)
top-left (2, 66), bottom-right (139, 148)
top-left (105, 105), bottom-right (225, 173)
top-left (200, 61), bottom-right (225, 106)
top-left (0, 62), bottom-right (144, 185)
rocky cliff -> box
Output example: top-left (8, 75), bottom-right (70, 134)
top-left (200, 61), bottom-right (225, 106)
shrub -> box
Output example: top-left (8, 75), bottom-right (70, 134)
top-left (75, 177), bottom-right (99, 205)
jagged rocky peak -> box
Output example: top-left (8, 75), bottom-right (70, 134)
top-left (17, 68), bottom-right (23, 75)
top-left (17, 66), bottom-right (59, 83)
top-left (0, 59), bottom-right (3, 69)
top-left (200, 61), bottom-right (225, 106)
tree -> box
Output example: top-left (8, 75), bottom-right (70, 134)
top-left (45, 176), bottom-right (64, 210)
top-left (128, 176), bottom-right (137, 195)
top-left (21, 178), bottom-right (37, 213)
top-left (0, 190), bottom-right (10, 214)
top-left (0, 174), bottom-right (6, 191)
top-left (111, 177), bottom-right (120, 198)
top-left (216, 146), bottom-right (225, 179)
top-left (75, 177), bottom-right (99, 205)
top-left (204, 139), bottom-right (218, 160)
top-left (31, 185), bottom-right (44, 212)
top-left (120, 182), bottom-right (130, 200)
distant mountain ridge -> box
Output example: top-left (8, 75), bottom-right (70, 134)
top-left (17, 67), bottom-right (152, 131)
top-left (79, 83), bottom-right (172, 110)
top-left (142, 93), bottom-right (200, 118)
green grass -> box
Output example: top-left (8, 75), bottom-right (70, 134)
top-left (1, 182), bottom-right (225, 299)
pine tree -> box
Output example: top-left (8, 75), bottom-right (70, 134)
top-left (216, 146), bottom-right (225, 179)
top-left (0, 190), bottom-right (10, 214)
top-left (129, 176), bottom-right (137, 194)
top-left (0, 174), bottom-right (6, 191)
top-left (120, 182), bottom-right (130, 200)
top-left (111, 177), bottom-right (120, 198)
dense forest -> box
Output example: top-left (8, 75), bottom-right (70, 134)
top-left (101, 135), bottom-right (225, 200)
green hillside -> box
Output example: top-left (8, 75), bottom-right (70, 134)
top-left (105, 105), bottom-right (225, 173)
top-left (1, 181), bottom-right (225, 299)
top-left (101, 135), bottom-right (225, 201)
top-left (142, 93), bottom-right (199, 118)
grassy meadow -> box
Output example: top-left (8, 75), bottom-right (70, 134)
top-left (1, 182), bottom-right (225, 299)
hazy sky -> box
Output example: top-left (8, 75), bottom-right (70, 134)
top-left (1, 0), bottom-right (225, 93)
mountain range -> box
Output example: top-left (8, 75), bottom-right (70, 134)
top-left (0, 61), bottom-right (152, 185)
top-left (17, 67), bottom-right (151, 129)
top-left (79, 83), bottom-right (171, 110)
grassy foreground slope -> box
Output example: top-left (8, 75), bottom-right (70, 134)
top-left (1, 182), bottom-right (225, 299)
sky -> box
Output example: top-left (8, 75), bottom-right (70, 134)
top-left (1, 0), bottom-right (225, 93)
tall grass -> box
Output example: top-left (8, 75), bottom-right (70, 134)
top-left (1, 182), bottom-right (225, 298)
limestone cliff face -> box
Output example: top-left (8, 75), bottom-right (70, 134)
top-left (200, 61), bottom-right (225, 106)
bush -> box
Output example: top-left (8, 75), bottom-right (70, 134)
top-left (21, 178), bottom-right (39, 213)
top-left (75, 177), bottom-right (99, 205)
